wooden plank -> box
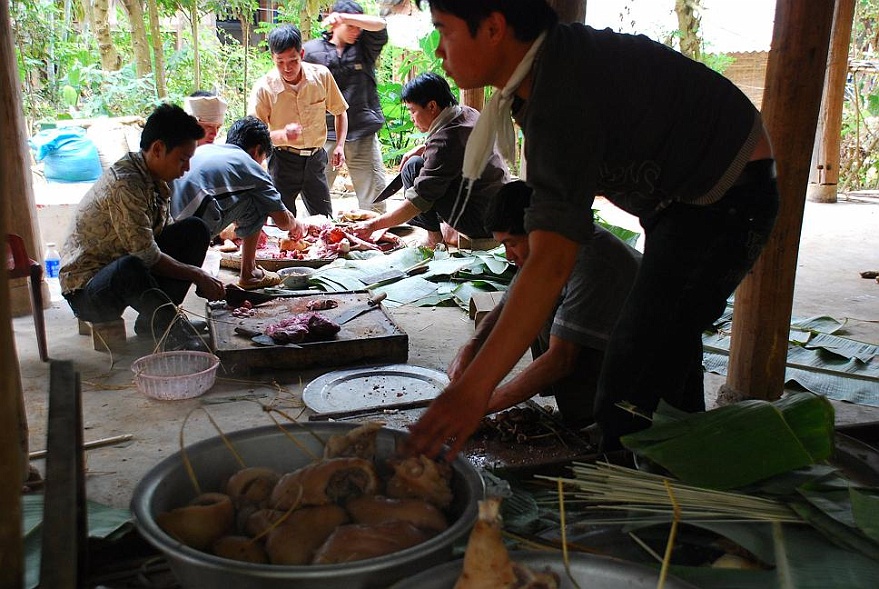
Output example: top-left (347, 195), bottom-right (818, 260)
top-left (210, 292), bottom-right (408, 374)
top-left (727, 0), bottom-right (835, 402)
top-left (40, 361), bottom-right (87, 589)
top-left (1, 0), bottom-right (32, 582)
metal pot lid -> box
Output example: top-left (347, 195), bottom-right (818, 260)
top-left (303, 363), bottom-right (448, 416)
top-left (389, 551), bottom-right (699, 589)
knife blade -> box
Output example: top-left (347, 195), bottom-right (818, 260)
top-left (336, 292), bottom-right (388, 324)
top-left (372, 173), bottom-right (403, 204)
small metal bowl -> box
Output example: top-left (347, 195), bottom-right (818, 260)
top-left (131, 423), bottom-right (484, 589)
top-left (277, 266), bottom-right (315, 289)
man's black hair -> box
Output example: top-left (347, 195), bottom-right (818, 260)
top-left (485, 180), bottom-right (531, 235)
top-left (401, 72), bottom-right (458, 109)
top-left (139, 103), bottom-right (204, 151)
top-left (415, 0), bottom-right (557, 42)
top-left (225, 116), bottom-right (273, 157)
top-left (268, 24), bottom-right (303, 54)
top-left (332, 0), bottom-right (363, 14)
top-left (189, 89), bottom-right (216, 97)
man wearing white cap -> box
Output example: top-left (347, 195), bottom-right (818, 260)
top-left (184, 91), bottom-right (228, 146)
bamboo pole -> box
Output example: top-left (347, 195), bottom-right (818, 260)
top-left (1, 0), bottom-right (27, 583)
top-left (807, 0), bottom-right (856, 203)
top-left (725, 0), bottom-right (835, 402)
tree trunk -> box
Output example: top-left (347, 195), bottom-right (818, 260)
top-left (807, 0), bottom-right (856, 203)
top-left (147, 0), bottom-right (167, 98)
top-left (190, 4), bottom-right (200, 90)
top-left (120, 0), bottom-right (153, 79)
top-left (725, 0), bottom-right (834, 402)
top-left (240, 10), bottom-right (251, 120)
top-left (93, 0), bottom-right (122, 71)
top-left (675, 0), bottom-right (702, 60)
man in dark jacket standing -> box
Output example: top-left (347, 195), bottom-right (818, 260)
top-left (304, 0), bottom-right (389, 212)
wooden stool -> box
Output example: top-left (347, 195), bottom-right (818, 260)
top-left (77, 318), bottom-right (127, 352)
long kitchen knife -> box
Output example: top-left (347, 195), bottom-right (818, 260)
top-left (372, 173), bottom-right (403, 204)
top-left (336, 292), bottom-right (388, 324)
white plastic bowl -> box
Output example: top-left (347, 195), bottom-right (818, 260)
top-left (131, 351), bottom-right (220, 400)
top-left (278, 266), bottom-right (315, 289)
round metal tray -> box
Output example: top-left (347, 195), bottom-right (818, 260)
top-left (303, 363), bottom-right (448, 415)
top-left (389, 550), bottom-right (698, 589)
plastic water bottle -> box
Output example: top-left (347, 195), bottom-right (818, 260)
top-left (44, 242), bottom-right (62, 301)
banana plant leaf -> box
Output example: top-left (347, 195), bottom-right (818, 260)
top-left (851, 487), bottom-right (879, 543)
top-left (703, 327), bottom-right (879, 406)
top-left (620, 393), bottom-right (834, 490)
top-left (594, 212), bottom-right (641, 248)
top-left (373, 275), bottom-right (438, 305)
top-left (23, 494), bottom-right (132, 589)
top-left (675, 521), bottom-right (879, 589)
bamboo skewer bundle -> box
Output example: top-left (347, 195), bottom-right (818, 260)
top-left (538, 462), bottom-right (803, 525)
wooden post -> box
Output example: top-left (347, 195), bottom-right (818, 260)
top-left (0, 0), bottom-right (26, 583)
top-left (460, 88), bottom-right (484, 111)
top-left (725, 1), bottom-right (835, 402)
top-left (547, 0), bottom-right (587, 24)
top-left (2, 5), bottom-right (45, 319)
top-left (807, 0), bottom-right (856, 203)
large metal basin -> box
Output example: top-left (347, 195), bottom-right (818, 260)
top-left (131, 422), bottom-right (484, 589)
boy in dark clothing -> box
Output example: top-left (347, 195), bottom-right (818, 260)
top-left (407, 0), bottom-right (779, 457)
top-left (304, 0), bottom-right (389, 212)
top-left (449, 181), bottom-right (641, 430)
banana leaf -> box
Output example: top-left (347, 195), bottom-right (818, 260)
top-left (23, 494), bottom-right (132, 589)
top-left (620, 393), bottom-right (834, 490)
top-left (676, 521), bottom-right (879, 589)
top-left (851, 487), bottom-right (879, 543)
top-left (773, 394), bottom-right (835, 461)
top-left (374, 275), bottom-right (438, 305)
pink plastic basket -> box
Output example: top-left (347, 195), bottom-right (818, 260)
top-left (131, 351), bottom-right (220, 400)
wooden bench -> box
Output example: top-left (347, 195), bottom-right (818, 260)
top-left (77, 318), bottom-right (126, 352)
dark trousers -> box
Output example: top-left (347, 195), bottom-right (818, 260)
top-left (401, 156), bottom-right (443, 232)
top-left (268, 148), bottom-right (332, 217)
top-left (595, 160), bottom-right (780, 450)
top-left (64, 218), bottom-right (210, 334)
top-left (531, 334), bottom-right (604, 430)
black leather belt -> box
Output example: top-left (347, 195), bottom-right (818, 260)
top-left (276, 146), bottom-right (319, 157)
top-left (733, 159), bottom-right (777, 187)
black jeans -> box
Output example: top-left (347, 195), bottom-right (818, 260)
top-left (64, 217), bottom-right (210, 334)
top-left (401, 155), bottom-right (443, 232)
top-left (595, 160), bottom-right (780, 450)
top-left (268, 148), bottom-right (332, 217)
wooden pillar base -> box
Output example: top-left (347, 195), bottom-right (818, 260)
top-left (806, 182), bottom-right (838, 203)
top-left (77, 318), bottom-right (127, 351)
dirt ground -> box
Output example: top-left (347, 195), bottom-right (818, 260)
top-left (10, 193), bottom-right (879, 508)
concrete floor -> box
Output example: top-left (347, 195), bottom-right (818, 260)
top-left (11, 194), bottom-right (879, 509)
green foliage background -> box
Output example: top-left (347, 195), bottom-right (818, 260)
top-left (12, 1), bottom-right (878, 189)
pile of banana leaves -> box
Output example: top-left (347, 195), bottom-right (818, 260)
top-left (303, 245), bottom-right (515, 310)
top-left (511, 393), bottom-right (879, 589)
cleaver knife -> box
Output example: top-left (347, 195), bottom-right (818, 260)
top-left (372, 173), bottom-right (404, 204)
top-left (336, 292), bottom-right (388, 324)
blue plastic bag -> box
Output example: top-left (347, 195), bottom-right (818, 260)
top-left (28, 127), bottom-right (102, 183)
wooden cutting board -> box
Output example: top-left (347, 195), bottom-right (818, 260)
top-left (208, 291), bottom-right (408, 374)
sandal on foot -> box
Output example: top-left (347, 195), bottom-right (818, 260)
top-left (238, 267), bottom-right (281, 290)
